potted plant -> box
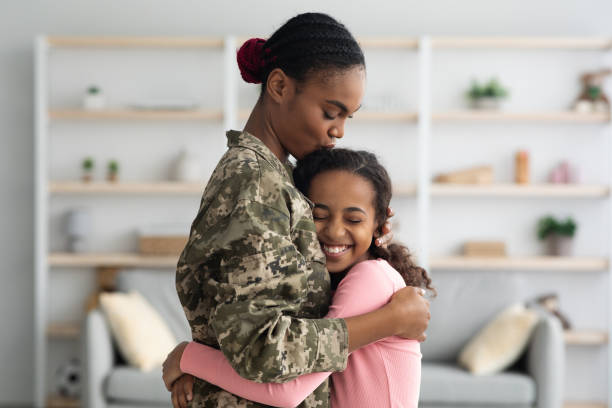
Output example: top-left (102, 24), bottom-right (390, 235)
top-left (107, 159), bottom-right (119, 182)
top-left (83, 85), bottom-right (106, 110)
top-left (467, 78), bottom-right (509, 110)
top-left (82, 157), bottom-right (94, 182)
top-left (537, 215), bottom-right (577, 256)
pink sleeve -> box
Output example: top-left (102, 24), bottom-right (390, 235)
top-left (179, 261), bottom-right (394, 407)
top-left (180, 341), bottom-right (331, 408)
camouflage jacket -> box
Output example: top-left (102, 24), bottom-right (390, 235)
top-left (176, 130), bottom-right (349, 407)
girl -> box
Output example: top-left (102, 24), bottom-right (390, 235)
top-left (165, 148), bottom-right (435, 408)
top-left (171, 13), bottom-right (430, 407)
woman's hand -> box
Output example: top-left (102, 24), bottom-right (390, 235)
top-left (163, 341), bottom-right (189, 391)
top-left (374, 207), bottom-right (394, 247)
top-left (387, 286), bottom-right (430, 342)
top-left (171, 374), bottom-right (194, 408)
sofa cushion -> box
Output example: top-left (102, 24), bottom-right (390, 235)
top-left (106, 366), bottom-right (171, 404)
top-left (116, 269), bottom-right (191, 342)
top-left (421, 270), bottom-right (523, 361)
top-left (419, 362), bottom-right (536, 405)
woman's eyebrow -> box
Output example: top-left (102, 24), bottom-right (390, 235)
top-left (314, 203), bottom-right (329, 210)
top-left (325, 100), bottom-right (362, 114)
top-left (344, 207), bottom-right (367, 215)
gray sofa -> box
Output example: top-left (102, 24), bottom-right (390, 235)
top-left (83, 268), bottom-right (564, 408)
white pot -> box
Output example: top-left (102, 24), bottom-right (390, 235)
top-left (83, 93), bottom-right (107, 110)
top-left (473, 97), bottom-right (502, 110)
top-left (173, 150), bottom-right (203, 182)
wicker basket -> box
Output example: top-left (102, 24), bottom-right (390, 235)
top-left (139, 235), bottom-right (188, 256)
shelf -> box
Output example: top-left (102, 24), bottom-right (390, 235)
top-left (50, 181), bottom-right (204, 195)
top-left (238, 110), bottom-right (610, 123)
top-left (429, 256), bottom-right (608, 271)
top-left (433, 111), bottom-right (611, 122)
top-left (564, 403), bottom-right (608, 408)
top-left (238, 109), bottom-right (418, 122)
top-left (49, 109), bottom-right (223, 121)
top-left (565, 330), bottom-right (609, 346)
top-left (431, 183), bottom-right (610, 198)
top-left (47, 36), bottom-right (223, 48)
top-left (45, 36), bottom-right (612, 51)
top-left (47, 395), bottom-right (79, 408)
top-left (49, 253), bottom-right (179, 268)
top-left (47, 323), bottom-right (80, 339)
top-left (432, 36), bottom-right (612, 50)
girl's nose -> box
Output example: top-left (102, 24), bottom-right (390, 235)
top-left (325, 218), bottom-right (346, 240)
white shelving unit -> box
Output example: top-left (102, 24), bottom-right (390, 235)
top-left (35, 35), bottom-right (611, 408)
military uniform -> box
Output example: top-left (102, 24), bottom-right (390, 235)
top-left (176, 130), bottom-right (349, 407)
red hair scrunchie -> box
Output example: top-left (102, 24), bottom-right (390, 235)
top-left (237, 38), bottom-right (267, 84)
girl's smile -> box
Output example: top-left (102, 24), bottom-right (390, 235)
top-left (308, 170), bottom-right (379, 273)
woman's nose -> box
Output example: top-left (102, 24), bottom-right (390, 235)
top-left (329, 122), bottom-right (344, 139)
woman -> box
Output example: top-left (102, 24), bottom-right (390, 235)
top-left (166, 149), bottom-right (436, 408)
top-left (170, 13), bottom-right (430, 407)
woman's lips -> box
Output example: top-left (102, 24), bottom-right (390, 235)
top-left (321, 243), bottom-right (352, 258)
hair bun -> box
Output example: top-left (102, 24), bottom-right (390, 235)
top-left (237, 38), bottom-right (267, 84)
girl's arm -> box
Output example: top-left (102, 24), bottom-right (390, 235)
top-left (177, 260), bottom-right (400, 407)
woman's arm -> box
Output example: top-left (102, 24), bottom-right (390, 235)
top-left (171, 260), bottom-right (412, 407)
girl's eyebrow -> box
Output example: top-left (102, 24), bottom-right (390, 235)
top-left (314, 203), bottom-right (329, 210)
top-left (325, 100), bottom-right (362, 114)
top-left (344, 207), bottom-right (366, 215)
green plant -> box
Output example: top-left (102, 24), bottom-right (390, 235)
top-left (537, 215), bottom-right (577, 240)
top-left (82, 157), bottom-right (94, 171)
top-left (108, 160), bottom-right (119, 173)
top-left (87, 86), bottom-right (100, 95)
top-left (467, 78), bottom-right (509, 100)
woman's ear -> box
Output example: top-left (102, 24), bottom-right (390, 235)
top-left (265, 68), bottom-right (292, 104)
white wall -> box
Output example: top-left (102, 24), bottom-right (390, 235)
top-left (2, 0), bottom-right (612, 405)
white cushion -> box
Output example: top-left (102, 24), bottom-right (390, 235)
top-left (99, 291), bottom-right (177, 372)
top-left (458, 303), bottom-right (539, 376)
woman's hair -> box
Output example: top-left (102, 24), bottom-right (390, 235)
top-left (294, 148), bottom-right (435, 296)
top-left (236, 12), bottom-right (365, 92)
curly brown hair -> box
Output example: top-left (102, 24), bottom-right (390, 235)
top-left (294, 148), bottom-right (436, 296)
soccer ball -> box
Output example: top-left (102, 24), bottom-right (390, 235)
top-left (55, 358), bottom-right (81, 398)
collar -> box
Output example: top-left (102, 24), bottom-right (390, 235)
top-left (226, 130), bottom-right (291, 180)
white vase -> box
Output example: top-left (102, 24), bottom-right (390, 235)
top-left (66, 208), bottom-right (92, 253)
top-left (173, 150), bottom-right (203, 182)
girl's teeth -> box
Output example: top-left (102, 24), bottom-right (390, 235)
top-left (324, 245), bottom-right (348, 254)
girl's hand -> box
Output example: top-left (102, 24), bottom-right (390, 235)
top-left (171, 374), bottom-right (194, 408)
top-left (388, 286), bottom-right (430, 342)
top-left (163, 341), bottom-right (189, 391)
top-left (375, 207), bottom-right (394, 247)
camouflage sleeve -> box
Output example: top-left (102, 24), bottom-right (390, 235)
top-left (207, 198), bottom-right (349, 383)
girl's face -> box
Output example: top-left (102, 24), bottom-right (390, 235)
top-left (275, 67), bottom-right (365, 160)
top-left (308, 170), bottom-right (379, 273)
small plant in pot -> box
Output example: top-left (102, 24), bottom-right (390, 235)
top-left (82, 157), bottom-right (94, 182)
top-left (467, 78), bottom-right (509, 110)
top-left (537, 215), bottom-right (577, 256)
top-left (107, 160), bottom-right (119, 183)
top-left (83, 85), bottom-right (107, 110)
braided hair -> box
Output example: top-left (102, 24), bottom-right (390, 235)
top-left (294, 148), bottom-right (436, 296)
top-left (237, 12), bottom-right (365, 93)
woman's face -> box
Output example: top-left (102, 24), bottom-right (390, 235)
top-left (275, 67), bottom-right (365, 160)
top-left (308, 170), bottom-right (379, 274)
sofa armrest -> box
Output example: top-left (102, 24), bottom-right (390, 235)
top-left (81, 309), bottom-right (114, 408)
top-left (526, 312), bottom-right (564, 408)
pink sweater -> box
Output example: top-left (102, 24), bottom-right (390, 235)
top-left (180, 259), bottom-right (422, 408)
